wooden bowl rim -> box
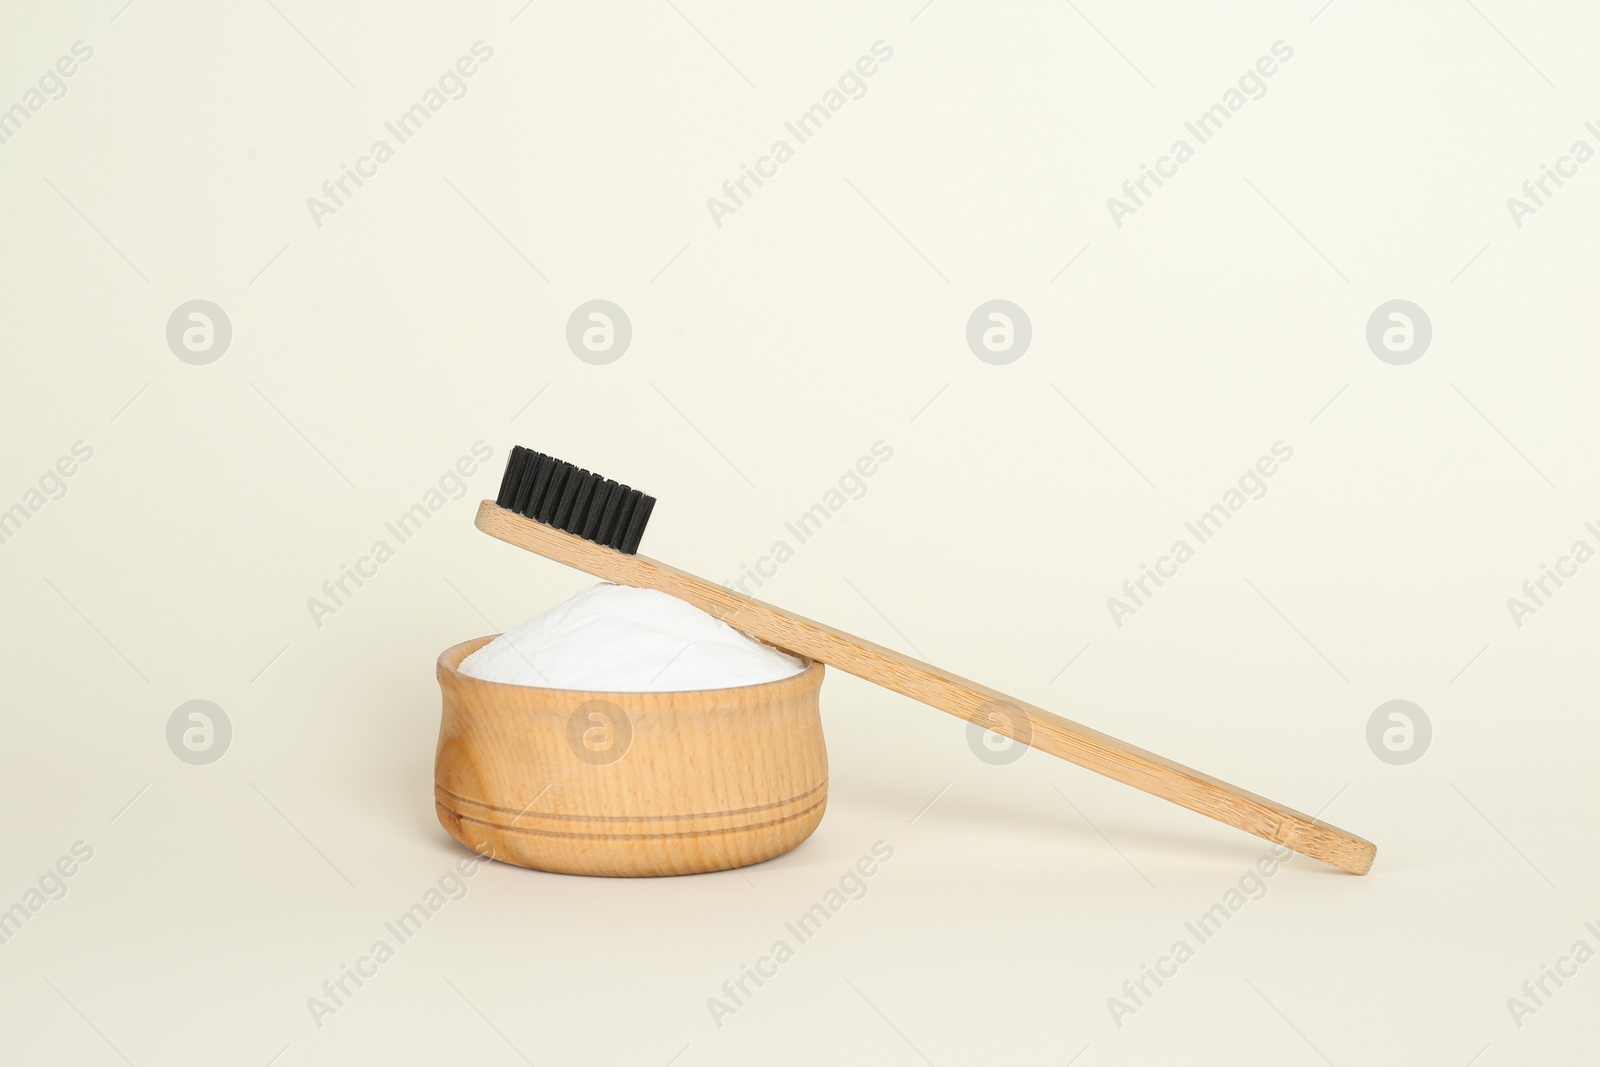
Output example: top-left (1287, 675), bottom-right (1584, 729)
top-left (437, 635), bottom-right (824, 703)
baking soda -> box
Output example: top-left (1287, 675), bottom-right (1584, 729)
top-left (458, 583), bottom-right (806, 691)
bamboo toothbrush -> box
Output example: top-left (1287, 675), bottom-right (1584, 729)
top-left (474, 446), bottom-right (1376, 875)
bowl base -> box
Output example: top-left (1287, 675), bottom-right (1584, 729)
top-left (434, 785), bottom-right (827, 877)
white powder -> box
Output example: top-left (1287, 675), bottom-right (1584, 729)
top-left (458, 583), bottom-right (807, 691)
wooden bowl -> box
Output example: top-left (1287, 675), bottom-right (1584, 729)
top-left (434, 636), bottom-right (828, 877)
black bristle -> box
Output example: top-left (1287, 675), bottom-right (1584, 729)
top-left (594, 482), bottom-right (629, 545)
top-left (536, 463), bottom-right (571, 524)
top-left (551, 468), bottom-right (587, 528)
top-left (511, 452), bottom-right (546, 515)
top-left (524, 454), bottom-right (557, 517)
top-left (566, 473), bottom-right (597, 532)
top-left (620, 494), bottom-right (655, 554)
top-left (495, 446), bottom-right (527, 508)
top-left (492, 449), bottom-right (657, 554)
top-left (582, 479), bottom-right (616, 540)
top-left (608, 491), bottom-right (639, 549)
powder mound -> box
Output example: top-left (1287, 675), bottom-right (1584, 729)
top-left (458, 583), bottom-right (806, 692)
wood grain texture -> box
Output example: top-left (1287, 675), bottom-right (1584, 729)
top-left (435, 636), bottom-right (828, 877)
top-left (476, 500), bottom-right (1377, 875)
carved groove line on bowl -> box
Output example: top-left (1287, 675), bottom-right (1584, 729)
top-left (435, 794), bottom-right (828, 841)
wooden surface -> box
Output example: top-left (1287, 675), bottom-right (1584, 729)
top-left (476, 500), bottom-right (1378, 875)
top-left (435, 636), bottom-right (829, 877)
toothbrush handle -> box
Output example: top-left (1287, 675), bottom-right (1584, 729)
top-left (476, 502), bottom-right (1376, 875)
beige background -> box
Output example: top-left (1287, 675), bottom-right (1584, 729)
top-left (3, 0), bottom-right (1598, 1063)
